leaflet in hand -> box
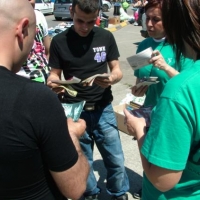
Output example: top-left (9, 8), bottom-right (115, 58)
top-left (127, 47), bottom-right (153, 70)
top-left (55, 85), bottom-right (78, 97)
top-left (81, 74), bottom-right (110, 86)
top-left (129, 106), bottom-right (153, 128)
top-left (51, 74), bottom-right (110, 87)
top-left (51, 76), bottom-right (81, 85)
top-left (136, 80), bottom-right (159, 88)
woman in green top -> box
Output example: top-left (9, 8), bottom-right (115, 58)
top-left (132, 0), bottom-right (192, 107)
top-left (124, 0), bottom-right (200, 199)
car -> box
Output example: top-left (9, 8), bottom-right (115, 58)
top-left (102, 0), bottom-right (112, 12)
top-left (35, 0), bottom-right (54, 15)
top-left (53, 0), bottom-right (111, 21)
top-left (104, 0), bottom-right (112, 4)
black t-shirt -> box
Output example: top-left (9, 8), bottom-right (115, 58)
top-left (49, 26), bottom-right (120, 105)
top-left (0, 66), bottom-right (78, 199)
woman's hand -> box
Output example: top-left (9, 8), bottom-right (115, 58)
top-left (149, 50), bottom-right (179, 77)
top-left (149, 50), bottom-right (170, 71)
top-left (132, 85), bottom-right (148, 97)
top-left (124, 109), bottom-right (146, 139)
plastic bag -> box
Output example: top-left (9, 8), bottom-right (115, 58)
top-left (122, 1), bottom-right (130, 10)
top-left (62, 101), bottom-right (86, 122)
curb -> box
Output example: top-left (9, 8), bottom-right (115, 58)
top-left (105, 21), bottom-right (130, 32)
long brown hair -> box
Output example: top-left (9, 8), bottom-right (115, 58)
top-left (162, 0), bottom-right (200, 61)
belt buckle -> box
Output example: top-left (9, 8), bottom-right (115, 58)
top-left (85, 105), bottom-right (95, 111)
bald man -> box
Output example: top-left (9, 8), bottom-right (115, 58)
top-left (0, 0), bottom-right (89, 199)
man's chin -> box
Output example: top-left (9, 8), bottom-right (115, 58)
top-left (79, 31), bottom-right (89, 37)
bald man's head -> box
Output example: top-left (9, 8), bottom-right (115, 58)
top-left (0, 0), bottom-right (36, 72)
top-left (0, 0), bottom-right (35, 27)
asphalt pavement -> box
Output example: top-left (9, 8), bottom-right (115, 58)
top-left (92, 23), bottom-right (145, 200)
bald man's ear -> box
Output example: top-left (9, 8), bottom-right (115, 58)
top-left (16, 18), bottom-right (29, 43)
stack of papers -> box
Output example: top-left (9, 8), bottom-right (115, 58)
top-left (136, 77), bottom-right (159, 88)
top-left (81, 74), bottom-right (110, 86)
top-left (51, 74), bottom-right (110, 87)
top-left (136, 80), bottom-right (159, 88)
top-left (51, 76), bottom-right (81, 85)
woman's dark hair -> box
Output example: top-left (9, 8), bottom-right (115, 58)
top-left (145, 0), bottom-right (163, 12)
top-left (72, 0), bottom-right (100, 13)
top-left (162, 0), bottom-right (200, 61)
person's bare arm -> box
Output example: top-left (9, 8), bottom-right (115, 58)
top-left (132, 78), bottom-right (148, 97)
top-left (142, 0), bottom-right (148, 6)
top-left (123, 109), bottom-right (183, 192)
top-left (50, 118), bottom-right (89, 200)
top-left (108, 59), bottom-right (123, 84)
top-left (47, 68), bottom-right (64, 93)
top-left (133, 1), bottom-right (142, 7)
top-left (43, 35), bottom-right (51, 60)
top-left (149, 50), bottom-right (179, 77)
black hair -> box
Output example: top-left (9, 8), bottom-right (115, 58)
top-left (72, 0), bottom-right (100, 14)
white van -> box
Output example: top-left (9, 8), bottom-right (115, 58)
top-left (35, 0), bottom-right (54, 15)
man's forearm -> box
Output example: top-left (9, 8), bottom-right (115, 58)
top-left (69, 133), bottom-right (85, 156)
top-left (48, 72), bottom-right (60, 80)
top-left (51, 135), bottom-right (89, 200)
top-left (110, 70), bottom-right (123, 84)
top-left (62, 133), bottom-right (89, 199)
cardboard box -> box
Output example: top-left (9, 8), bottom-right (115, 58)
top-left (108, 16), bottom-right (120, 25)
top-left (114, 104), bottom-right (130, 135)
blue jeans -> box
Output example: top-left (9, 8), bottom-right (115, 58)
top-left (80, 104), bottom-right (130, 197)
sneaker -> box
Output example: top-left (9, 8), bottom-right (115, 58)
top-left (133, 22), bottom-right (138, 26)
top-left (111, 193), bottom-right (128, 200)
top-left (84, 194), bottom-right (99, 200)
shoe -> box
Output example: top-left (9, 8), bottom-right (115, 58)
top-left (133, 22), bottom-right (138, 26)
top-left (133, 188), bottom-right (142, 199)
top-left (111, 193), bottom-right (128, 200)
top-left (84, 194), bottom-right (99, 200)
